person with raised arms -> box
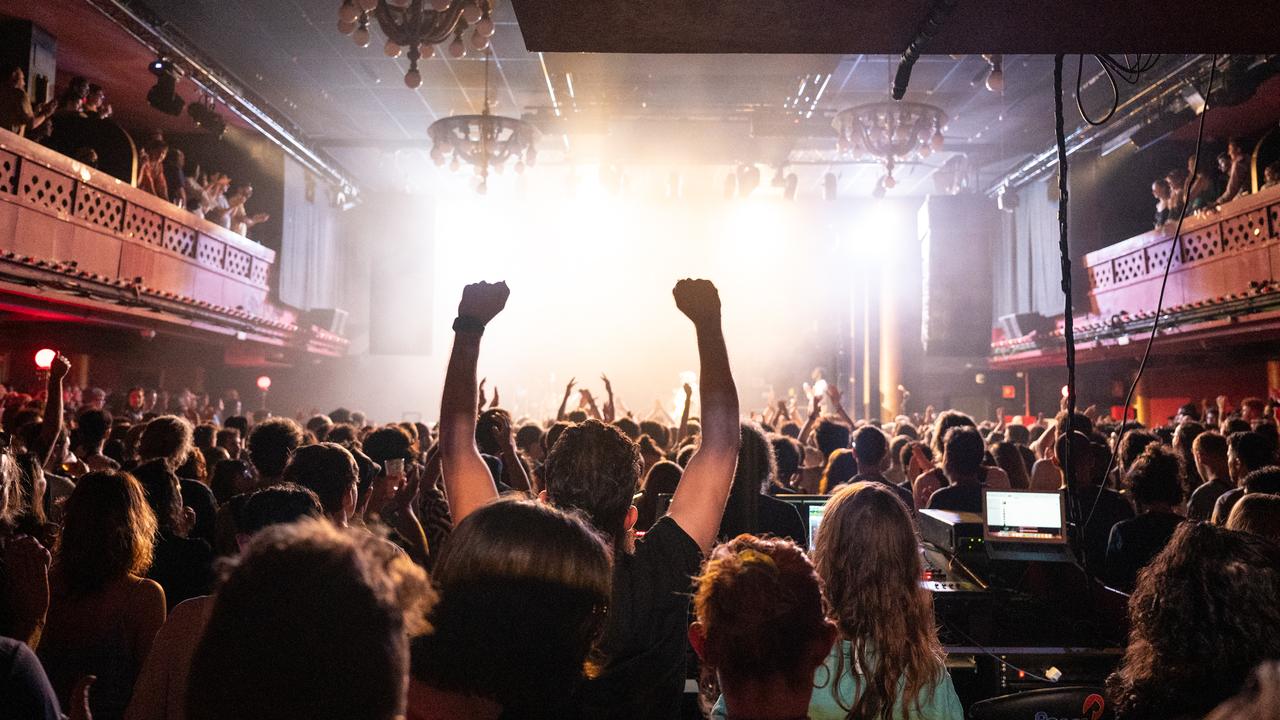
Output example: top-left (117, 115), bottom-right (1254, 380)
top-left (438, 278), bottom-right (740, 719)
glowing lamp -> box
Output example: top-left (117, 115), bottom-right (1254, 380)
top-left (34, 348), bottom-right (57, 370)
top-left (256, 375), bottom-right (272, 391)
top-left (1061, 384), bottom-right (1070, 398)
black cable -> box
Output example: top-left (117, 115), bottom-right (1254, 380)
top-left (1076, 54), bottom-right (1163, 127)
top-left (890, 0), bottom-right (959, 100)
top-left (1085, 55), bottom-right (1218, 530)
top-left (1053, 55), bottom-right (1080, 536)
top-left (941, 623), bottom-right (1056, 684)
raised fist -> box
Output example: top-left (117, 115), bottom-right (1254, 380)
top-left (457, 281), bottom-right (510, 325)
top-left (49, 354), bottom-right (71, 382)
top-left (672, 278), bottom-right (721, 325)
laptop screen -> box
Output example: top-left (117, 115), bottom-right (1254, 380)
top-left (983, 489), bottom-right (1066, 543)
top-left (805, 502), bottom-right (826, 551)
top-left (774, 496), bottom-right (830, 550)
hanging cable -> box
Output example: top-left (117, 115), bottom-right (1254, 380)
top-left (1084, 55), bottom-right (1218, 531)
top-left (1052, 55), bottom-right (1081, 536)
top-left (890, 0), bottom-right (959, 100)
top-left (1075, 54), bottom-right (1163, 126)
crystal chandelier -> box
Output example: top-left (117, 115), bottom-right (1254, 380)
top-left (832, 101), bottom-right (947, 192)
top-left (336, 0), bottom-right (495, 88)
top-left (428, 52), bottom-right (537, 194)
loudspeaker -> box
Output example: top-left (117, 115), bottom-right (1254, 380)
top-left (998, 312), bottom-right (1053, 340)
top-left (920, 195), bottom-right (997, 356)
top-left (301, 308), bottom-right (348, 336)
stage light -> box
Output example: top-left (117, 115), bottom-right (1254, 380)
top-left (783, 173), bottom-right (798, 200)
top-left (1061, 384), bottom-right (1070, 398)
top-left (147, 59), bottom-right (185, 116)
top-left (256, 375), bottom-right (272, 391)
top-left (34, 348), bottom-right (57, 370)
top-left (188, 98), bottom-right (226, 139)
top-left (736, 164), bottom-right (761, 198)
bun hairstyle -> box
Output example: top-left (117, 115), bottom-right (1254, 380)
top-left (694, 534), bottom-right (828, 687)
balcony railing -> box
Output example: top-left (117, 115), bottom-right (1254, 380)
top-left (991, 184), bottom-right (1280, 364)
top-left (0, 128), bottom-right (275, 314)
top-left (1084, 184), bottom-right (1280, 318)
top-left (0, 128), bottom-right (346, 357)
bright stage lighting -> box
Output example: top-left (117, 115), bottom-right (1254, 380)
top-left (257, 375), bottom-right (273, 391)
top-left (845, 203), bottom-right (903, 260)
top-left (34, 348), bottom-right (57, 370)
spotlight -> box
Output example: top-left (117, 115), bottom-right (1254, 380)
top-left (188, 98), bottom-right (226, 139)
top-left (783, 173), bottom-right (798, 200)
top-left (256, 375), bottom-right (272, 391)
top-left (736, 164), bottom-right (760, 198)
top-left (770, 166), bottom-right (787, 188)
top-left (34, 348), bottom-right (57, 370)
top-left (147, 59), bottom-right (185, 116)
top-left (822, 172), bottom-right (838, 201)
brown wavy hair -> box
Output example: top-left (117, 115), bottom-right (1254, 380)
top-left (813, 482), bottom-right (945, 720)
top-left (1106, 522), bottom-right (1280, 719)
top-left (694, 534), bottom-right (829, 687)
top-left (54, 470), bottom-right (157, 597)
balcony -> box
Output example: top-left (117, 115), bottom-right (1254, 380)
top-left (0, 128), bottom-right (345, 358)
top-left (992, 184), bottom-right (1280, 367)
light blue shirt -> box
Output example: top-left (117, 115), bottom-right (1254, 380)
top-left (713, 640), bottom-right (964, 720)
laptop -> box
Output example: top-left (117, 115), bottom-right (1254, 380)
top-left (982, 489), bottom-right (1076, 563)
top-left (775, 495), bottom-right (829, 551)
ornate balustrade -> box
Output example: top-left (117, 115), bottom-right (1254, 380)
top-left (0, 128), bottom-right (275, 315)
top-left (1084, 185), bottom-right (1280, 319)
top-left (991, 185), bottom-right (1280, 366)
top-left (0, 128), bottom-right (346, 358)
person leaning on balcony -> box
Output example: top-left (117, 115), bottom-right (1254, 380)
top-left (0, 65), bottom-right (55, 137)
top-left (137, 137), bottom-right (171, 201)
top-left (208, 182), bottom-right (269, 239)
top-left (1215, 138), bottom-right (1251, 206)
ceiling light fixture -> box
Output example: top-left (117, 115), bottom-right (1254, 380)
top-left (832, 101), bottom-right (947, 195)
top-left (336, 0), bottom-right (495, 89)
top-left (428, 50), bottom-right (537, 194)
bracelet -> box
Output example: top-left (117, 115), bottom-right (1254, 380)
top-left (452, 316), bottom-right (486, 335)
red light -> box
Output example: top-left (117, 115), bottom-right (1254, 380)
top-left (256, 375), bottom-right (272, 391)
top-left (34, 348), bottom-right (57, 370)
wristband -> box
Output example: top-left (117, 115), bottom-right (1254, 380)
top-left (452, 316), bottom-right (486, 335)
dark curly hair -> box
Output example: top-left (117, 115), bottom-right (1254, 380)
top-left (247, 418), bottom-right (303, 479)
top-left (1125, 444), bottom-right (1184, 507)
top-left (543, 420), bottom-right (641, 549)
top-left (1106, 522), bottom-right (1280, 719)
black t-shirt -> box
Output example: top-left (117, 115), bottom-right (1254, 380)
top-left (927, 481), bottom-right (983, 513)
top-left (1067, 486), bottom-right (1135, 573)
top-left (572, 516), bottom-right (702, 720)
top-left (148, 532), bottom-right (214, 610)
top-left (853, 473), bottom-right (916, 511)
top-left (0, 636), bottom-right (61, 720)
top-left (179, 478), bottom-right (219, 546)
top-left (1187, 480), bottom-right (1231, 522)
top-left (756, 494), bottom-right (807, 546)
top-left (1213, 487), bottom-right (1245, 524)
top-left (1105, 511), bottom-right (1184, 591)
